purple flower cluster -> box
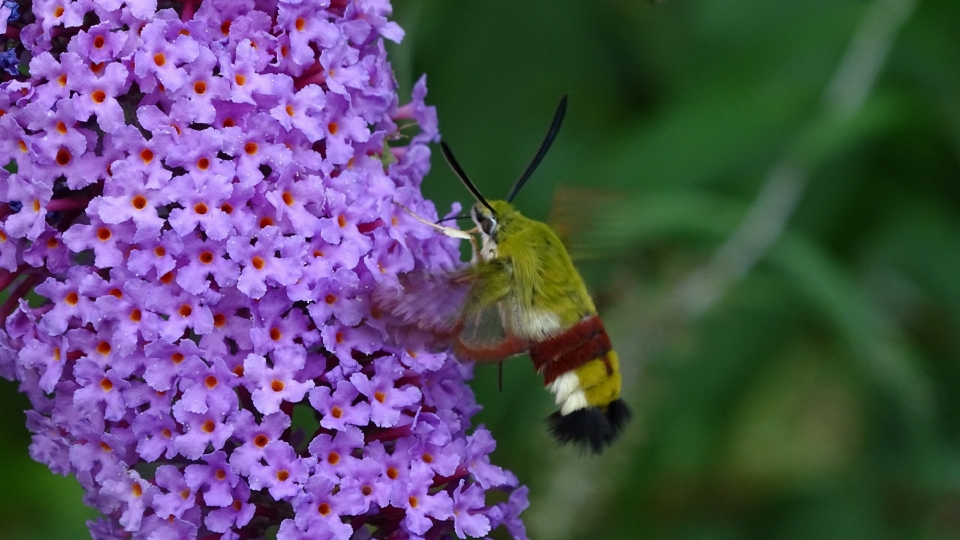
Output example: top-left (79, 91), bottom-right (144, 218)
top-left (0, 1), bottom-right (528, 538)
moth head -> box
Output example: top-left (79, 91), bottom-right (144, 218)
top-left (471, 202), bottom-right (498, 238)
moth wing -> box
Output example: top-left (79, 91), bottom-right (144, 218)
top-left (373, 269), bottom-right (473, 336)
top-left (374, 269), bottom-right (531, 361)
top-left (547, 185), bottom-right (623, 260)
top-left (453, 299), bottom-right (530, 362)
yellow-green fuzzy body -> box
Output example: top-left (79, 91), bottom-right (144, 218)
top-left (466, 200), bottom-right (622, 413)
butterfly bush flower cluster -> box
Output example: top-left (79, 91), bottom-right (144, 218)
top-left (0, 0), bottom-right (529, 538)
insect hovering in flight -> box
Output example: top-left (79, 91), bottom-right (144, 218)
top-left (379, 96), bottom-right (631, 453)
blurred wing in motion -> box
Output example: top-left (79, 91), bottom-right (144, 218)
top-left (373, 269), bottom-right (474, 336)
top-left (374, 269), bottom-right (531, 361)
top-left (547, 185), bottom-right (624, 260)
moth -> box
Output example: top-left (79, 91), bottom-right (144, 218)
top-left (379, 96), bottom-right (630, 453)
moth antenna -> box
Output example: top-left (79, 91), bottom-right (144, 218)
top-left (440, 141), bottom-right (496, 215)
top-left (506, 95), bottom-right (568, 203)
top-left (436, 214), bottom-right (471, 224)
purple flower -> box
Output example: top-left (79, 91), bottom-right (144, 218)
top-left (242, 351), bottom-right (315, 415)
top-left (248, 441), bottom-right (311, 500)
top-left (350, 356), bottom-right (422, 427)
top-left (0, 1), bottom-right (529, 538)
top-left (309, 379), bottom-right (372, 430)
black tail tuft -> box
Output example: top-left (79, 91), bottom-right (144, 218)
top-left (546, 399), bottom-right (632, 454)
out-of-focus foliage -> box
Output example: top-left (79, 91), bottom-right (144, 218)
top-left (4, 0), bottom-right (960, 538)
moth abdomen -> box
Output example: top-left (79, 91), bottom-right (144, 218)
top-left (532, 316), bottom-right (629, 453)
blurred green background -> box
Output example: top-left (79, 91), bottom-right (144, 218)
top-left (4, 0), bottom-right (960, 538)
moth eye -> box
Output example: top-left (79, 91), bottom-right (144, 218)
top-left (481, 217), bottom-right (496, 236)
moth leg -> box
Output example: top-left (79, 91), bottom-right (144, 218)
top-left (453, 334), bottom-right (530, 362)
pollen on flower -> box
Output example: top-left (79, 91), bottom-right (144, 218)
top-left (56, 121), bottom-right (67, 134)
top-left (245, 142), bottom-right (258, 155)
top-left (374, 391), bottom-right (386, 403)
top-left (204, 375), bottom-right (218, 389)
top-left (220, 20), bottom-right (232, 35)
top-left (271, 379), bottom-right (285, 392)
top-left (140, 149), bottom-right (153, 163)
top-left (53, 6), bottom-right (64, 17)
top-left (362, 485), bottom-right (373, 496)
top-left (213, 313), bottom-right (226, 327)
top-left (276, 469), bottom-right (290, 482)
top-left (53, 348), bottom-right (61, 362)
top-left (153, 53), bottom-right (166, 67)
top-left (254, 434), bottom-right (269, 448)
top-left (201, 420), bottom-right (216, 433)
top-left (422, 453), bottom-right (434, 463)
top-left (160, 428), bottom-right (172, 439)
top-left (154, 246), bottom-right (166, 257)
top-left (197, 157), bottom-right (210, 170)
top-left (100, 378), bottom-right (114, 391)
top-left (92, 90), bottom-right (106, 104)
top-left (194, 202), bottom-right (208, 215)
top-left (180, 489), bottom-right (190, 500)
top-left (328, 122), bottom-right (338, 135)
top-left (215, 469), bottom-right (227, 481)
top-left (57, 73), bottom-right (67, 87)
top-left (131, 195), bottom-right (148, 210)
top-left (318, 502), bottom-right (331, 515)
top-left (331, 406), bottom-right (343, 418)
top-left (97, 341), bottom-right (111, 355)
top-left (109, 289), bottom-right (122, 299)
top-left (178, 304), bottom-right (192, 317)
top-left (259, 217), bottom-right (274, 228)
top-left (160, 271), bottom-right (175, 284)
top-left (408, 496), bottom-right (419, 509)
top-left (199, 251), bottom-right (214, 264)
top-left (97, 228), bottom-right (112, 241)
top-left (194, 81), bottom-right (207, 95)
top-left (220, 202), bottom-right (233, 214)
top-left (171, 352), bottom-right (185, 364)
top-left (285, 104), bottom-right (295, 117)
top-left (17, 139), bottom-right (27, 152)
top-left (325, 294), bottom-right (336, 305)
top-left (327, 451), bottom-right (340, 465)
top-left (251, 256), bottom-right (265, 270)
top-left (270, 327), bottom-right (282, 341)
top-left (129, 309), bottom-right (141, 322)
top-left (65, 291), bottom-right (79, 305)
top-left (235, 74), bottom-right (247, 86)
top-left (337, 215), bottom-right (347, 227)
top-left (282, 192), bottom-right (294, 206)
top-left (386, 467), bottom-right (398, 480)
top-left (93, 36), bottom-right (105, 49)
